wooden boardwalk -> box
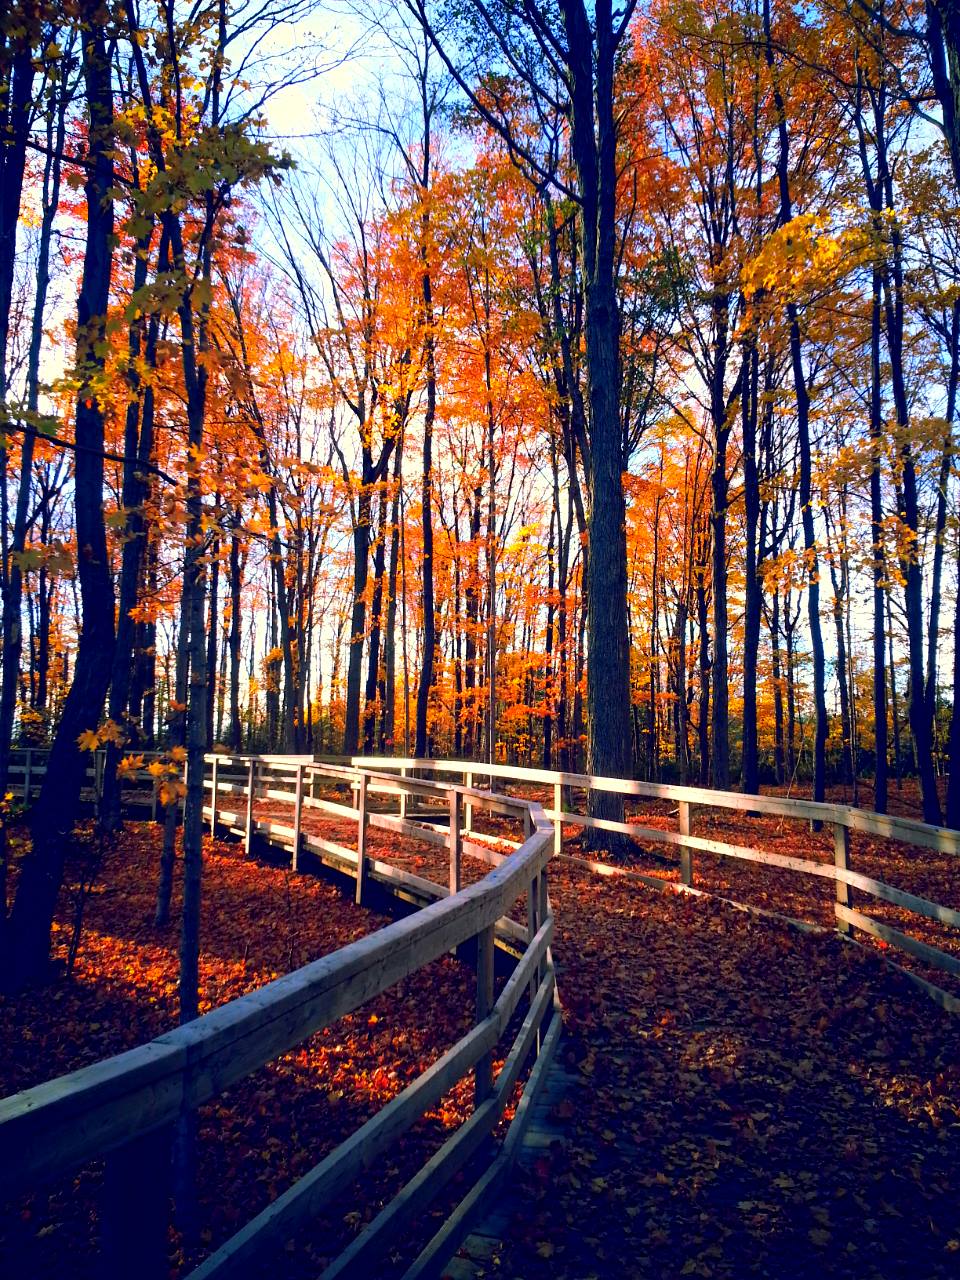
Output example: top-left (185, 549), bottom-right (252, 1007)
top-left (2, 759), bottom-right (560, 1280)
top-left (5, 749), bottom-right (960, 1278)
top-left (444, 1059), bottom-right (577, 1279)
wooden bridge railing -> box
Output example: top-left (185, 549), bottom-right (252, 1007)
top-left (0, 757), bottom-right (559, 1279)
top-left (5, 743), bottom-right (161, 812)
top-left (8, 745), bottom-right (959, 1009)
top-left (354, 756), bottom-right (960, 1013)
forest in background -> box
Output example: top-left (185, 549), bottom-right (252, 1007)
top-left (3, 0), bottom-right (960, 984)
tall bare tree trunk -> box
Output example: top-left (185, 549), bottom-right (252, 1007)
top-left (102, 225), bottom-right (164, 830)
top-left (741, 341), bottom-right (761, 794)
top-left (765, 0), bottom-right (827, 804)
top-left (228, 530), bottom-right (243, 751)
top-left (414, 129), bottom-right (438, 758)
top-left (947, 539), bottom-right (960, 827)
top-left (561, 0), bottom-right (633, 845)
top-left (8, 19), bottom-right (116, 987)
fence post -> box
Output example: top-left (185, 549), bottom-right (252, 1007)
top-left (449, 790), bottom-right (462, 896)
top-left (527, 871), bottom-right (540, 1008)
top-left (209, 756), bottom-right (218, 836)
top-left (553, 780), bottom-right (563, 855)
top-left (23, 748), bottom-right (32, 804)
top-left (292, 763), bottom-right (304, 873)
top-left (475, 923), bottom-right (495, 1105)
top-left (244, 758), bottom-right (256, 857)
top-left (399, 766), bottom-right (408, 821)
top-left (95, 749), bottom-right (105, 804)
top-left (355, 773), bottom-right (368, 906)
top-left (679, 800), bottom-right (693, 887)
top-left (834, 821), bottom-right (851, 936)
top-left (464, 770), bottom-right (473, 834)
top-left (539, 863), bottom-right (551, 1055)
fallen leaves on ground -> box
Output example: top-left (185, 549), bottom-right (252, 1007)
top-left (242, 786), bottom-right (960, 1277)
top-left (0, 823), bottom-right (485, 1278)
top-left (263, 777), bottom-right (960, 993)
top-left (480, 859), bottom-right (960, 1280)
top-left (603, 798), bottom-right (960, 998)
top-left (3, 795), bottom-right (960, 1280)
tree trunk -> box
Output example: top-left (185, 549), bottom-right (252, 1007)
top-left (463, 483), bottom-right (482, 758)
top-left (764, 0), bottom-right (827, 804)
top-left (205, 524), bottom-right (220, 748)
top-left (102, 226), bottom-right (163, 830)
top-left (882, 261), bottom-right (942, 822)
top-left (869, 268), bottom-right (889, 814)
top-left (710, 393), bottom-right (731, 791)
top-left (130, 531), bottom-right (159, 746)
top-left (543, 505), bottom-right (556, 769)
top-left (228, 531), bottom-right (243, 751)
top-left (771, 591), bottom-right (786, 785)
top-left (785, 610), bottom-right (797, 780)
top-left (414, 239), bottom-right (438, 759)
top-left (696, 562), bottom-right (711, 787)
top-left (343, 487), bottom-right (370, 757)
top-left (741, 342), bottom-right (761, 794)
top-left (363, 487), bottom-right (388, 753)
top-left (0, 21), bottom-right (33, 403)
top-left (173, 265), bottom-right (210, 1029)
top-left (926, 0), bottom-right (960, 193)
top-left (925, 303), bottom-right (958, 732)
top-left (888, 592), bottom-right (903, 791)
top-left (946, 539), bottom-right (960, 827)
top-left (829, 556), bottom-right (854, 795)
top-left (561, 0), bottom-right (633, 845)
top-left (555, 449), bottom-right (573, 773)
top-left (0, 66), bottom-right (66, 937)
top-left (8, 21), bottom-right (116, 988)
top-left (156, 606), bottom-right (188, 931)
top-left (381, 446), bottom-right (403, 751)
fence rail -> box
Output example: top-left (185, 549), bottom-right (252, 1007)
top-left (1, 754), bottom-right (558, 1280)
top-left (353, 756), bottom-right (960, 1012)
top-left (5, 745), bottom-right (959, 1275)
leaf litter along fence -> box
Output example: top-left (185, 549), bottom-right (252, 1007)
top-left (3, 746), bottom-right (959, 1276)
top-left (0, 752), bottom-right (558, 1279)
top-left (355, 757), bottom-right (960, 1015)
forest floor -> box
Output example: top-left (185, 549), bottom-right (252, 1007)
top-left (479, 856), bottom-right (960, 1280)
top-left (2, 805), bottom-right (959, 1279)
top-left (0, 822), bottom-right (497, 1278)
top-left (253, 792), bottom-right (960, 1277)
top-left (589, 799), bottom-right (960, 997)
top-left (262, 776), bottom-right (960, 997)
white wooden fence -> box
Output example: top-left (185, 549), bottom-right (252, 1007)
top-left (354, 756), bottom-right (960, 1013)
top-left (0, 755), bottom-right (558, 1279)
top-left (5, 745), bottom-right (959, 1276)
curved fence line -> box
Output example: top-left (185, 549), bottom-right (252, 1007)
top-left (4, 745), bottom-right (958, 1277)
top-left (1, 756), bottom-right (559, 1280)
top-left (353, 756), bottom-right (960, 1013)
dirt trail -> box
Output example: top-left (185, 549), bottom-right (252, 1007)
top-left (249, 798), bottom-right (960, 1277)
top-left (5, 813), bottom-right (957, 1279)
top-left (481, 859), bottom-right (960, 1280)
